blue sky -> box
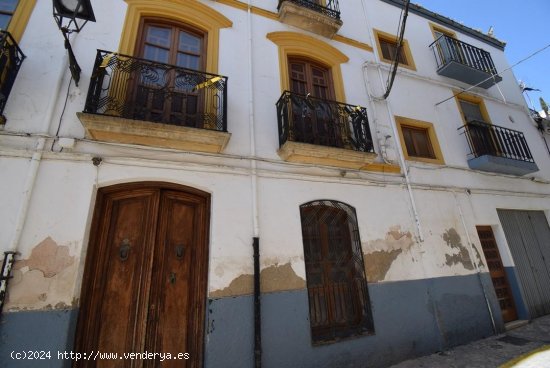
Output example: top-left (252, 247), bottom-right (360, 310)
top-left (413, 0), bottom-right (550, 112)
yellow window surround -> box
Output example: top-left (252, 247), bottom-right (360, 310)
top-left (120, 0), bottom-right (232, 74)
top-left (429, 22), bottom-right (456, 40)
top-left (395, 116), bottom-right (445, 165)
top-left (373, 28), bottom-right (416, 71)
top-left (266, 31), bottom-right (349, 103)
top-left (5, 0), bottom-right (36, 43)
top-left (454, 91), bottom-right (492, 125)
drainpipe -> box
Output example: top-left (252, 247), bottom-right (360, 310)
top-left (0, 47), bottom-right (69, 317)
top-left (252, 237), bottom-right (261, 368)
top-left (246, 2), bottom-right (261, 367)
top-left (452, 191), bottom-right (497, 333)
top-left (375, 80), bottom-right (425, 242)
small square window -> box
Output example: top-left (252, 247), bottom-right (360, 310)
top-left (374, 29), bottom-right (416, 70)
top-left (395, 116), bottom-right (444, 164)
top-left (401, 125), bottom-right (435, 159)
top-left (379, 38), bottom-right (407, 65)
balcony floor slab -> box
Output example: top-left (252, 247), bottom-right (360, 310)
top-left (437, 61), bottom-right (502, 89)
top-left (278, 140), bottom-right (400, 173)
top-left (467, 154), bottom-right (539, 176)
top-left (77, 113), bottom-right (231, 153)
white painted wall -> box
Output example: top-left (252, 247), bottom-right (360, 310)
top-left (1, 0), bottom-right (549, 311)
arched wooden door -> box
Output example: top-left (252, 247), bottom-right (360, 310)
top-left (74, 182), bottom-right (210, 368)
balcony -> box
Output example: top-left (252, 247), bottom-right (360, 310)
top-left (78, 50), bottom-right (230, 153)
top-left (459, 121), bottom-right (538, 175)
top-left (276, 91), bottom-right (380, 170)
top-left (430, 35), bottom-right (502, 89)
top-left (0, 30), bottom-right (25, 124)
top-left (277, 0), bottom-right (342, 38)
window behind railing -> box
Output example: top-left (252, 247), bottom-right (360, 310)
top-left (430, 34), bottom-right (498, 76)
top-left (460, 121), bottom-right (535, 163)
top-left (0, 30), bottom-right (24, 120)
top-left (84, 50), bottom-right (227, 132)
top-left (300, 200), bottom-right (374, 344)
top-left (276, 91), bottom-right (373, 153)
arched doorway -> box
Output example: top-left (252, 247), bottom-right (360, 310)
top-left (74, 182), bottom-right (210, 367)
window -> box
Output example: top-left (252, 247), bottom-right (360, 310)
top-left (132, 19), bottom-right (207, 127)
top-left (457, 99), bottom-right (488, 124)
top-left (299, 200), bottom-right (374, 344)
top-left (267, 31), bottom-right (349, 103)
top-left (379, 38), bottom-right (407, 65)
top-left (373, 29), bottom-right (416, 70)
top-left (455, 94), bottom-right (497, 156)
top-left (0, 0), bottom-right (35, 42)
top-left (395, 116), bottom-right (444, 164)
top-left (119, 0), bottom-right (232, 74)
top-left (401, 125), bottom-right (435, 159)
top-left (289, 58), bottom-right (334, 100)
top-left (138, 21), bottom-right (205, 70)
top-left (0, 0), bottom-right (18, 29)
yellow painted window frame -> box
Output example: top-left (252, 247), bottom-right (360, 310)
top-left (395, 116), bottom-right (445, 165)
top-left (454, 92), bottom-right (492, 125)
top-left (429, 22), bottom-right (456, 40)
top-left (266, 31), bottom-right (349, 103)
top-left (5, 0), bottom-right (37, 43)
top-left (119, 0), bottom-right (232, 74)
top-left (373, 29), bottom-right (416, 71)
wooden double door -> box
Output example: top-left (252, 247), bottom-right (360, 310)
top-left (75, 183), bottom-right (210, 368)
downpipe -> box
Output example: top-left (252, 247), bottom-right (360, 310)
top-left (253, 237), bottom-right (261, 368)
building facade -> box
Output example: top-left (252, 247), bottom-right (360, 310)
top-left (1, 0), bottom-right (550, 367)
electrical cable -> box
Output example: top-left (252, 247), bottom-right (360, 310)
top-left (50, 77), bottom-right (72, 151)
top-left (383, 0), bottom-right (410, 99)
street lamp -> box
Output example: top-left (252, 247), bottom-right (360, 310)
top-left (52, 0), bottom-right (96, 85)
top-left (53, 0), bottom-right (96, 33)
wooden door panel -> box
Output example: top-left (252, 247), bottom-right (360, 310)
top-left (147, 192), bottom-right (196, 367)
top-left (76, 188), bottom-right (160, 368)
top-left (476, 226), bottom-right (518, 323)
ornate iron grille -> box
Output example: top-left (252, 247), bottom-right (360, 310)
top-left (430, 34), bottom-right (498, 76)
top-left (84, 50), bottom-right (228, 132)
top-left (459, 120), bottom-right (535, 163)
top-left (299, 200), bottom-right (374, 344)
top-left (278, 0), bottom-right (340, 19)
top-left (0, 30), bottom-right (25, 120)
top-left (276, 91), bottom-right (374, 153)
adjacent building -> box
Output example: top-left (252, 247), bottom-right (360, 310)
top-left (1, 0), bottom-right (549, 367)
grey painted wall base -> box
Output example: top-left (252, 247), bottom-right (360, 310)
top-left (0, 273), bottom-right (503, 368)
top-left (505, 266), bottom-right (531, 320)
top-left (207, 273), bottom-right (499, 368)
top-left (0, 308), bottom-right (78, 368)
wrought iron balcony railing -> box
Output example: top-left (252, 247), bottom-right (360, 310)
top-left (430, 35), bottom-right (502, 88)
top-left (0, 30), bottom-right (25, 120)
top-left (84, 50), bottom-right (228, 132)
top-left (459, 120), bottom-right (535, 163)
top-left (278, 0), bottom-right (340, 20)
top-left (277, 91), bottom-right (374, 153)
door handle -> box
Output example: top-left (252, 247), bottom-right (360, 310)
top-left (176, 244), bottom-right (185, 260)
top-left (119, 239), bottom-right (131, 261)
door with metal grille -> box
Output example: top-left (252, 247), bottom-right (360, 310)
top-left (497, 210), bottom-right (550, 318)
top-left (476, 226), bottom-right (517, 322)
